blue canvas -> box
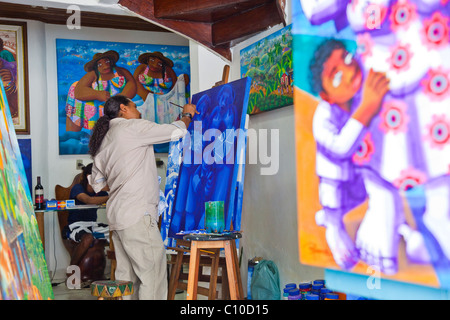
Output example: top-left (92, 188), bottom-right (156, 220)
top-left (17, 138), bottom-right (32, 195)
top-left (164, 78), bottom-right (251, 240)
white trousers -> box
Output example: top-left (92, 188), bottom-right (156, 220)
top-left (112, 215), bottom-right (167, 300)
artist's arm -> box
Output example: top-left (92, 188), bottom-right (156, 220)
top-left (74, 71), bottom-right (110, 102)
top-left (89, 165), bottom-right (108, 194)
top-left (131, 103), bottom-right (198, 145)
top-left (116, 67), bottom-right (137, 99)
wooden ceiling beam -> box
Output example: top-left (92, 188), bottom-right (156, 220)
top-left (211, 1), bottom-right (283, 46)
top-left (120, 0), bottom-right (233, 60)
top-left (0, 1), bottom-right (169, 33)
top-left (153, 0), bottom-right (266, 19)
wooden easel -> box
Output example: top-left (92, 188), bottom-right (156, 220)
top-left (213, 65), bottom-right (230, 87)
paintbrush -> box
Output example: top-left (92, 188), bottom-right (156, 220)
top-left (169, 102), bottom-right (184, 109)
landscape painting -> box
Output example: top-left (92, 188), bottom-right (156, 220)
top-left (240, 24), bottom-right (293, 115)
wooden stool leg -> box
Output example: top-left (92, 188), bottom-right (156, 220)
top-left (168, 251), bottom-right (184, 299)
top-left (224, 240), bottom-right (242, 300)
top-left (230, 240), bottom-right (244, 299)
top-left (208, 249), bottom-right (220, 300)
top-left (187, 242), bottom-right (200, 300)
top-left (221, 265), bottom-right (230, 300)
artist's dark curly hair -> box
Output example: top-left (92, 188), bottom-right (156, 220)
top-left (88, 95), bottom-right (131, 157)
top-left (309, 39), bottom-right (346, 95)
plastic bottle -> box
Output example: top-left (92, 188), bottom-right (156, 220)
top-left (285, 283), bottom-right (297, 289)
top-left (283, 287), bottom-right (292, 300)
top-left (305, 293), bottom-right (320, 300)
top-left (313, 279), bottom-right (325, 286)
top-left (299, 282), bottom-right (311, 300)
top-left (325, 293), bottom-right (339, 300)
top-left (288, 288), bottom-right (302, 300)
top-left (311, 283), bottom-right (323, 296)
top-left (320, 288), bottom-right (331, 300)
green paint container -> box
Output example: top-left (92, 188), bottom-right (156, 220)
top-left (205, 201), bottom-right (225, 233)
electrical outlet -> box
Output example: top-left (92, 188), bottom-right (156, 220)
top-left (76, 160), bottom-right (84, 170)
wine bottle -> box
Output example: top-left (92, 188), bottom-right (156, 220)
top-left (35, 176), bottom-right (44, 210)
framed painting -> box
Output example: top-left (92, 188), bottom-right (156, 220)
top-left (294, 1), bottom-right (450, 289)
top-left (0, 20), bottom-right (29, 134)
top-left (240, 24), bottom-right (293, 115)
top-left (56, 39), bottom-right (190, 155)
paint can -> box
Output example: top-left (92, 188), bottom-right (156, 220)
top-left (205, 201), bottom-right (225, 233)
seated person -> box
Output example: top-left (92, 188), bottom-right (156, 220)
top-left (62, 163), bottom-right (109, 267)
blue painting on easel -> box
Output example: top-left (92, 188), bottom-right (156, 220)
top-left (162, 78), bottom-right (251, 243)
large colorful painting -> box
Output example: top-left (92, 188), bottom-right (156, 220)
top-left (240, 24), bottom-right (293, 115)
top-left (56, 39), bottom-right (190, 154)
top-left (294, 0), bottom-right (450, 289)
top-left (0, 20), bottom-right (29, 134)
top-left (0, 82), bottom-right (53, 300)
top-left (161, 78), bottom-right (251, 245)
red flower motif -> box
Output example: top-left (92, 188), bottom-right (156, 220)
top-left (393, 167), bottom-right (427, 191)
top-left (421, 68), bottom-right (450, 101)
top-left (424, 114), bottom-right (450, 150)
top-left (421, 12), bottom-right (449, 50)
top-left (379, 100), bottom-right (409, 134)
top-left (353, 132), bottom-right (375, 165)
top-left (386, 43), bottom-right (413, 73)
top-left (389, 0), bottom-right (417, 31)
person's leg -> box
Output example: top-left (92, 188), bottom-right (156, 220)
top-left (70, 232), bottom-right (94, 266)
top-left (118, 215), bottom-right (168, 300)
top-left (112, 230), bottom-right (139, 300)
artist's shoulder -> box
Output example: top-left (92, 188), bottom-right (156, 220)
top-left (122, 118), bottom-right (157, 129)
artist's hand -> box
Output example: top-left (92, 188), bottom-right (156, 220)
top-left (182, 103), bottom-right (199, 118)
top-left (97, 90), bottom-right (111, 102)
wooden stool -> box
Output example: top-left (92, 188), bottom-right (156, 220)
top-left (167, 239), bottom-right (230, 300)
top-left (183, 233), bottom-right (243, 300)
top-left (91, 280), bottom-right (133, 300)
